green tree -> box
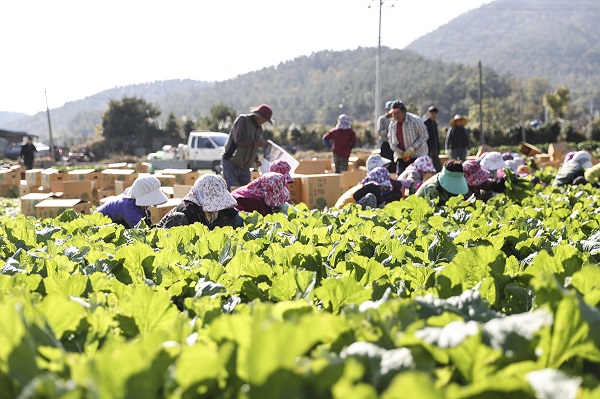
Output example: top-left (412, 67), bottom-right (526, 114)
top-left (181, 116), bottom-right (197, 136)
top-left (101, 97), bottom-right (162, 142)
top-left (199, 103), bottom-right (237, 132)
top-left (164, 112), bottom-right (183, 140)
top-left (543, 86), bottom-right (570, 120)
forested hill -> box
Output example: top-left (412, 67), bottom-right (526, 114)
top-left (405, 0), bottom-right (600, 101)
top-left (3, 48), bottom-right (507, 142)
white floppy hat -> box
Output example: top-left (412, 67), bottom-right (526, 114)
top-left (123, 176), bottom-right (168, 206)
top-left (366, 154), bottom-right (392, 172)
top-left (480, 151), bottom-right (506, 171)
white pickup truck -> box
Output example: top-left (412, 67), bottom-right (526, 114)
top-left (149, 131), bottom-right (229, 172)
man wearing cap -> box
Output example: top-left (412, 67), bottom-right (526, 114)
top-left (424, 106), bottom-right (442, 172)
top-left (376, 100), bottom-right (395, 173)
top-left (387, 100), bottom-right (429, 175)
top-left (222, 104), bottom-right (272, 190)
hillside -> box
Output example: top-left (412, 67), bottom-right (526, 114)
top-left (3, 48), bottom-right (506, 143)
top-left (405, 0), bottom-right (600, 105)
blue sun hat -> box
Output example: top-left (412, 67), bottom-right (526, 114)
top-left (438, 167), bottom-right (468, 195)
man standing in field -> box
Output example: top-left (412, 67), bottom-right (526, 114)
top-left (424, 106), bottom-right (442, 172)
top-left (376, 100), bottom-right (395, 173)
top-left (221, 104), bottom-right (272, 190)
top-left (19, 137), bottom-right (37, 170)
top-left (387, 100), bottom-right (429, 175)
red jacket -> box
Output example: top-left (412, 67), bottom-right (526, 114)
top-left (323, 128), bottom-right (357, 158)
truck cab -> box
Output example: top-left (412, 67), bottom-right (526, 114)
top-left (187, 131), bottom-right (229, 172)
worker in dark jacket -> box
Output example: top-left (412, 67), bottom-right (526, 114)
top-left (423, 106), bottom-right (442, 172)
top-left (19, 137), bottom-right (37, 170)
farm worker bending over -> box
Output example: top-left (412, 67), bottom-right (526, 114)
top-left (415, 160), bottom-right (468, 206)
top-left (221, 104), bottom-right (272, 190)
top-left (157, 174), bottom-right (242, 229)
top-left (335, 167), bottom-right (403, 210)
top-left (95, 176), bottom-right (168, 228)
top-left (232, 172), bottom-right (291, 216)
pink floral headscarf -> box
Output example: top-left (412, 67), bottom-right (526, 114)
top-left (463, 160), bottom-right (491, 187)
top-left (247, 172), bottom-right (290, 207)
top-left (360, 167), bottom-right (392, 188)
top-left (336, 114), bottom-right (351, 129)
top-left (268, 160), bottom-right (293, 183)
top-left (411, 155), bottom-right (437, 174)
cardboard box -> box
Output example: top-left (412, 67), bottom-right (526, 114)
top-left (114, 179), bottom-right (135, 195)
top-left (438, 154), bottom-right (450, 166)
top-left (159, 169), bottom-right (200, 185)
top-left (41, 168), bottom-right (66, 191)
top-left (20, 192), bottom-right (56, 217)
top-left (108, 162), bottom-right (129, 169)
top-left (0, 168), bottom-right (20, 186)
top-left (100, 169), bottom-right (137, 189)
top-left (25, 169), bottom-right (43, 187)
top-left (135, 162), bottom-right (152, 173)
top-left (149, 198), bottom-right (181, 225)
top-left (0, 184), bottom-right (19, 198)
top-left (61, 180), bottom-right (94, 201)
top-left (35, 199), bottom-right (91, 219)
top-left (295, 160), bottom-right (331, 175)
top-left (299, 174), bottom-right (343, 210)
top-left (534, 154), bottom-right (551, 165)
top-left (97, 189), bottom-right (115, 202)
top-left (288, 174), bottom-right (303, 204)
top-left (519, 142), bottom-right (543, 157)
top-left (173, 184), bottom-right (192, 199)
top-left (475, 145), bottom-right (495, 158)
top-left (340, 170), bottom-right (367, 192)
top-left (154, 174), bottom-right (176, 187)
top-left (19, 181), bottom-right (30, 197)
top-left (68, 168), bottom-right (101, 182)
top-left (161, 186), bottom-right (174, 198)
top-left (548, 142), bottom-right (573, 162)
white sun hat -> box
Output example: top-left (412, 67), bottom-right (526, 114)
top-left (480, 151), bottom-right (506, 171)
top-left (366, 154), bottom-right (392, 172)
top-left (123, 176), bottom-right (168, 206)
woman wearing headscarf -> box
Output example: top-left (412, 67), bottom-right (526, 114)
top-left (231, 172), bottom-right (291, 216)
top-left (268, 159), bottom-right (294, 184)
top-left (95, 175), bottom-right (168, 228)
top-left (397, 155), bottom-right (437, 194)
top-left (463, 160), bottom-right (492, 201)
top-left (157, 174), bottom-right (242, 229)
top-left (335, 166), bottom-right (402, 209)
top-left (552, 151), bottom-right (593, 186)
top-left (415, 160), bottom-right (469, 205)
top-left (322, 114), bottom-right (357, 173)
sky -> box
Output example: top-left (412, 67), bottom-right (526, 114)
top-left (1, 0), bottom-right (493, 116)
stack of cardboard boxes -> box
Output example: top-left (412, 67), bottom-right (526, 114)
top-left (0, 165), bottom-right (22, 198)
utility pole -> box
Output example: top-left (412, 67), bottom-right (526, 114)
top-left (478, 62), bottom-right (484, 145)
top-left (44, 89), bottom-right (55, 159)
top-left (374, 0), bottom-right (383, 133)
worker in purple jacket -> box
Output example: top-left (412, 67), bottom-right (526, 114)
top-left (95, 176), bottom-right (168, 228)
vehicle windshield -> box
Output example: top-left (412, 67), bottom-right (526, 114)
top-left (210, 135), bottom-right (228, 147)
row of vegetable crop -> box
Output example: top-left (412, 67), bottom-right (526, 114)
top-left (1, 182), bottom-right (600, 398)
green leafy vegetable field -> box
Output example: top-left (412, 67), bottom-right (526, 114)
top-left (1, 184), bottom-right (600, 398)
